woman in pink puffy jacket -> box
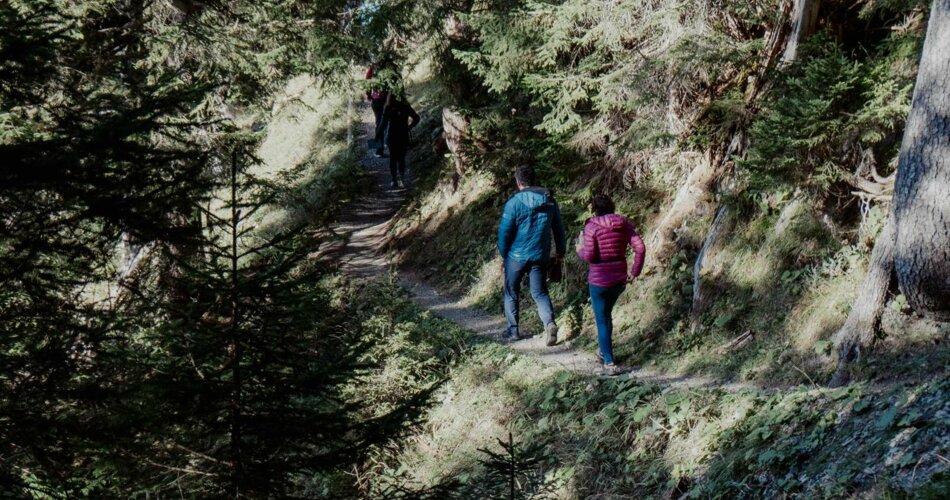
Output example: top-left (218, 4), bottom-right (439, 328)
top-left (575, 194), bottom-right (646, 375)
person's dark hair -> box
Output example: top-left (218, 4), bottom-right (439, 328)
top-left (514, 165), bottom-right (536, 186)
top-left (591, 194), bottom-right (615, 216)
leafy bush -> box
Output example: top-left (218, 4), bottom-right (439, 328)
top-left (740, 27), bottom-right (921, 198)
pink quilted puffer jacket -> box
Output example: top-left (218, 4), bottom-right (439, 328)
top-left (576, 214), bottom-right (646, 287)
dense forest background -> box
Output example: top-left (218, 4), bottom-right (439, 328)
top-left (1, 0), bottom-right (948, 497)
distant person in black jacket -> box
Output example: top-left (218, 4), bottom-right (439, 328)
top-left (378, 93), bottom-right (420, 189)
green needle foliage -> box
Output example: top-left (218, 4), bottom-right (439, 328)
top-left (114, 148), bottom-right (367, 496)
top-left (0, 0), bottom-right (415, 496)
top-left (741, 27), bottom-right (923, 199)
top-left (474, 432), bottom-right (551, 500)
top-left (1, 3), bottom-right (214, 494)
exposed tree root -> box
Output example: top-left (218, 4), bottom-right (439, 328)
top-left (830, 215), bottom-right (897, 387)
top-left (442, 107), bottom-right (470, 191)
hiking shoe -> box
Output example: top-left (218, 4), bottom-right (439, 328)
top-left (391, 181), bottom-right (399, 189)
top-left (544, 323), bottom-right (557, 346)
top-left (501, 331), bottom-right (523, 343)
top-left (599, 363), bottom-right (621, 377)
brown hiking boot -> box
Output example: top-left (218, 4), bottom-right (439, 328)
top-left (544, 323), bottom-right (557, 346)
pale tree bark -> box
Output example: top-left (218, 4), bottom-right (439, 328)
top-left (690, 205), bottom-right (729, 328)
top-left (649, 132), bottom-right (744, 262)
top-left (111, 237), bottom-right (156, 306)
top-left (830, 215), bottom-right (896, 387)
top-left (442, 107), bottom-right (470, 190)
top-left (782, 0), bottom-right (821, 64)
top-left (893, 0), bottom-right (950, 320)
top-left (649, 150), bottom-right (722, 259)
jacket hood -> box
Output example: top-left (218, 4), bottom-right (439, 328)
top-left (590, 213), bottom-right (626, 230)
top-left (515, 187), bottom-right (553, 211)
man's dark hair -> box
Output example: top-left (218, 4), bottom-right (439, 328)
top-left (514, 165), bottom-right (536, 186)
top-left (591, 194), bottom-right (615, 216)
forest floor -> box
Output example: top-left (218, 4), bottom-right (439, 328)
top-left (313, 105), bottom-right (949, 498)
top-left (322, 104), bottom-right (760, 390)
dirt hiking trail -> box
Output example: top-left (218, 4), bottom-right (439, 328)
top-left (324, 105), bottom-right (757, 390)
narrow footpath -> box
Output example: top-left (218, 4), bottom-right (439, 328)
top-left (325, 104), bottom-right (756, 389)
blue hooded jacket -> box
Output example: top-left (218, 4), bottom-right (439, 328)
top-left (497, 187), bottom-right (567, 262)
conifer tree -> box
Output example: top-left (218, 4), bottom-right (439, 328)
top-left (1, 3), bottom-right (211, 494)
top-left (114, 145), bottom-right (370, 496)
top-left (0, 0), bottom-right (380, 494)
top-left (833, 0), bottom-right (950, 384)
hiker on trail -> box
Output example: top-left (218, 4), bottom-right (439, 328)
top-left (497, 165), bottom-right (567, 345)
top-left (576, 194), bottom-right (646, 376)
top-left (377, 92), bottom-right (419, 189)
top-left (365, 65), bottom-right (389, 157)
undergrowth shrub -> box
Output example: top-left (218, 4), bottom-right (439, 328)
top-left (307, 276), bottom-right (475, 498)
top-left (343, 275), bottom-right (472, 416)
top-left (740, 25), bottom-right (921, 199)
top-left (380, 347), bottom-right (950, 498)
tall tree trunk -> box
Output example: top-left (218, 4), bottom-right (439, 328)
top-left (831, 215), bottom-right (896, 387)
top-left (893, 0), bottom-right (950, 320)
top-left (782, 0), bottom-right (821, 64)
top-left (228, 150), bottom-right (244, 495)
top-left (442, 107), bottom-right (470, 191)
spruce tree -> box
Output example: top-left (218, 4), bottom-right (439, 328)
top-left (893, 0), bottom-right (950, 319)
top-left (113, 145), bottom-right (369, 496)
top-left (0, 0), bottom-right (372, 495)
top-left (1, 2), bottom-right (211, 494)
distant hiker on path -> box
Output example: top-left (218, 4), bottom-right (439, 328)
top-left (576, 194), bottom-right (646, 376)
top-left (365, 65), bottom-right (389, 157)
top-left (377, 92), bottom-right (419, 189)
top-left (497, 165), bottom-right (567, 345)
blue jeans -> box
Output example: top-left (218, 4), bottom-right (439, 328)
top-left (590, 283), bottom-right (625, 364)
top-left (503, 258), bottom-right (555, 337)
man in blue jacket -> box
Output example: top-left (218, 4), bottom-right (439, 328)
top-left (498, 165), bottom-right (567, 345)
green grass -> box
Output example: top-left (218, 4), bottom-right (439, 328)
top-left (363, 335), bottom-right (950, 498)
top-left (251, 75), bottom-right (368, 236)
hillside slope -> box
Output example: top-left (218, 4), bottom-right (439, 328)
top-left (380, 0), bottom-right (950, 389)
top-left (328, 1), bottom-right (950, 496)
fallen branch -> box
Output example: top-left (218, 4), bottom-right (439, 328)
top-left (715, 330), bottom-right (754, 354)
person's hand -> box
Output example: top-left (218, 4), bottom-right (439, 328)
top-left (626, 273), bottom-right (636, 283)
